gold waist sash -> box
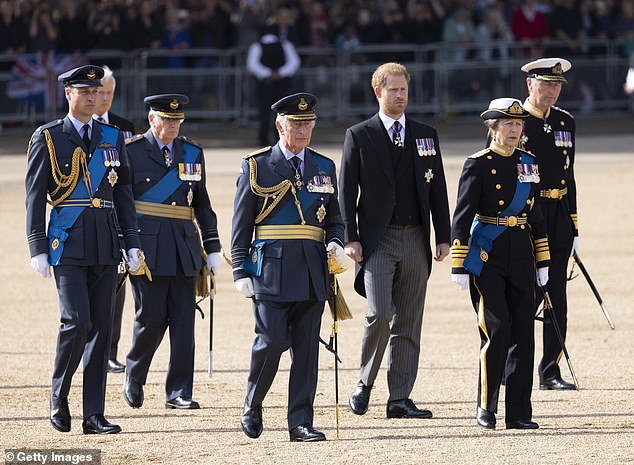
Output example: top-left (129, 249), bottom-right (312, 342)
top-left (134, 200), bottom-right (193, 220)
top-left (255, 224), bottom-right (325, 242)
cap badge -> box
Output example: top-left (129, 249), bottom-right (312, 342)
top-left (508, 101), bottom-right (523, 115)
top-left (87, 69), bottom-right (97, 80)
top-left (170, 99), bottom-right (179, 110)
top-left (298, 98), bottom-right (308, 111)
top-left (552, 62), bottom-right (563, 75)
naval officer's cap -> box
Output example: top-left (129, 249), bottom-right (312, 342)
top-left (480, 98), bottom-right (530, 120)
top-left (271, 92), bottom-right (317, 121)
top-left (58, 65), bottom-right (104, 88)
top-left (144, 94), bottom-right (189, 119)
top-left (521, 57), bottom-right (571, 83)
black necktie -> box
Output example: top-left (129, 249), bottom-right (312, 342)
top-left (82, 124), bottom-right (90, 149)
top-left (392, 121), bottom-right (403, 147)
top-left (291, 156), bottom-right (302, 188)
top-left (162, 146), bottom-right (172, 167)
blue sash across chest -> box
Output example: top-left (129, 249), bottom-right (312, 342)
top-left (47, 125), bottom-right (118, 265)
top-left (463, 151), bottom-right (536, 277)
top-left (137, 142), bottom-right (199, 208)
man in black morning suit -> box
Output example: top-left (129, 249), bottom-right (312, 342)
top-left (339, 62), bottom-right (451, 419)
top-left (93, 65), bottom-right (137, 374)
top-left (521, 58), bottom-right (578, 390)
top-left (231, 93), bottom-right (345, 442)
top-left (25, 65), bottom-right (143, 434)
top-left (123, 94), bottom-right (222, 410)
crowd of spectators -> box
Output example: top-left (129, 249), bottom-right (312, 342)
top-left (1, 0), bottom-right (634, 60)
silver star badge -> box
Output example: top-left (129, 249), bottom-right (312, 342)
top-left (543, 123), bottom-right (552, 133)
top-left (424, 168), bottom-right (434, 183)
top-left (108, 168), bottom-right (118, 187)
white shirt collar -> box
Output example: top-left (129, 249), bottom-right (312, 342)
top-left (378, 111), bottom-right (406, 134)
top-left (93, 112), bottom-right (109, 124)
top-left (278, 142), bottom-right (305, 162)
top-left (68, 114), bottom-right (92, 136)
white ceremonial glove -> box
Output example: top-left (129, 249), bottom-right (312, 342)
top-left (235, 277), bottom-right (254, 297)
top-left (537, 267), bottom-right (549, 286)
top-left (570, 236), bottom-right (579, 257)
top-left (326, 242), bottom-right (346, 268)
top-left (451, 273), bottom-right (469, 291)
top-left (206, 252), bottom-right (222, 275)
top-left (31, 253), bottom-right (51, 278)
top-left (127, 248), bottom-right (141, 273)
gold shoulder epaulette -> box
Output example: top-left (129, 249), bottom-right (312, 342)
top-left (125, 134), bottom-right (144, 145)
top-left (245, 146), bottom-right (271, 159)
top-left (552, 105), bottom-right (574, 119)
top-left (469, 148), bottom-right (489, 159)
top-left (179, 135), bottom-right (202, 148)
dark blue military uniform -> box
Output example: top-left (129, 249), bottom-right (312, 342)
top-left (125, 126), bottom-right (220, 402)
top-left (452, 142), bottom-right (551, 423)
top-left (523, 100), bottom-right (578, 384)
top-left (26, 111), bottom-right (139, 422)
top-left (451, 100), bottom-right (550, 426)
top-left (231, 141), bottom-right (344, 429)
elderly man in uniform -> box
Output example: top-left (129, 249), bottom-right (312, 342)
top-left (25, 65), bottom-right (144, 434)
top-left (123, 94), bottom-right (222, 410)
top-left (521, 58), bottom-right (578, 390)
top-left (231, 93), bottom-right (345, 442)
top-left (93, 64), bottom-right (136, 374)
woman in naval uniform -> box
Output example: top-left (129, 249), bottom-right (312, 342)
top-left (450, 98), bottom-right (550, 430)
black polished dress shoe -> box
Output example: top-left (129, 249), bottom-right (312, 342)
top-left (476, 407), bottom-right (496, 429)
top-left (386, 398), bottom-right (433, 419)
top-left (166, 396), bottom-right (200, 409)
top-left (540, 376), bottom-right (576, 390)
top-left (506, 419), bottom-right (539, 430)
top-left (289, 424), bottom-right (326, 442)
top-left (349, 380), bottom-right (372, 415)
top-left (123, 372), bottom-right (143, 408)
top-left (240, 405), bottom-right (263, 439)
top-left (50, 396), bottom-right (71, 433)
top-left (108, 359), bottom-right (125, 373)
top-left (82, 414), bottom-right (121, 434)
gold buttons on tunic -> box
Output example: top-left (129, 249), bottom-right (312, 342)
top-left (496, 184), bottom-right (501, 190)
top-left (491, 169), bottom-right (497, 174)
top-left (521, 212), bottom-right (527, 217)
top-left (171, 201), bottom-right (176, 206)
top-left (561, 179), bottom-right (566, 185)
top-left (499, 200), bottom-right (505, 205)
top-left (563, 150), bottom-right (568, 155)
top-left (146, 178), bottom-right (151, 182)
top-left (487, 155), bottom-right (493, 160)
top-left (520, 225), bottom-right (525, 230)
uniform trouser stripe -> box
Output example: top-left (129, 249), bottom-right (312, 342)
top-left (473, 279), bottom-right (490, 410)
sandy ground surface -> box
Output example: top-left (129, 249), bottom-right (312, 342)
top-left (1, 133), bottom-right (633, 465)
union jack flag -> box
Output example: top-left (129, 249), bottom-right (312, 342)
top-left (6, 51), bottom-right (87, 114)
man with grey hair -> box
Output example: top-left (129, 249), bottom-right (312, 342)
top-left (93, 65), bottom-right (137, 374)
top-left (231, 92), bottom-right (345, 442)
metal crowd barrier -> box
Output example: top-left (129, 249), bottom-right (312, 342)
top-left (0, 39), bottom-right (630, 127)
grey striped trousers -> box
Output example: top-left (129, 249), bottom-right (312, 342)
top-left (358, 225), bottom-right (430, 401)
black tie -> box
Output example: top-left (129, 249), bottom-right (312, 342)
top-left (392, 121), bottom-right (403, 147)
top-left (82, 124), bottom-right (90, 150)
top-left (291, 156), bottom-right (302, 188)
top-left (162, 146), bottom-right (172, 167)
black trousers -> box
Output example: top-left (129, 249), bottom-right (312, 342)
top-left (538, 244), bottom-right (572, 381)
top-left (469, 247), bottom-right (535, 422)
top-left (256, 77), bottom-right (291, 146)
top-left (127, 273), bottom-right (196, 400)
top-left (52, 264), bottom-right (117, 419)
top-left (245, 298), bottom-right (324, 430)
top-left (109, 274), bottom-right (126, 360)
